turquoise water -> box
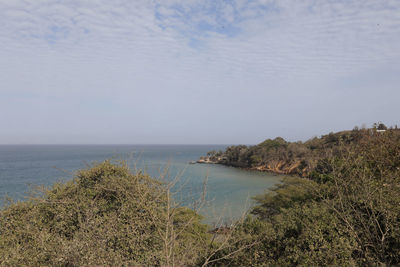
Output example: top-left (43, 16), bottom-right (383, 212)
top-left (0, 145), bottom-right (281, 224)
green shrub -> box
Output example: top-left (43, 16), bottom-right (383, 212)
top-left (0, 161), bottom-right (210, 266)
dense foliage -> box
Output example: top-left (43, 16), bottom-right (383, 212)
top-left (0, 161), bottom-right (211, 266)
top-left (206, 124), bottom-right (399, 177)
top-left (212, 128), bottom-right (400, 266)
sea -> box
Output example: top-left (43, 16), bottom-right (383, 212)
top-left (0, 145), bottom-right (281, 224)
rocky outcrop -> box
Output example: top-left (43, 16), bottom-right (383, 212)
top-left (197, 156), bottom-right (217, 164)
top-left (197, 156), bottom-right (227, 164)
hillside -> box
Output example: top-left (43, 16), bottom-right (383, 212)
top-left (210, 123), bottom-right (400, 265)
top-left (201, 123), bottom-right (398, 177)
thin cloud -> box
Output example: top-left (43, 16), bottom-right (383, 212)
top-left (0, 0), bottom-right (399, 144)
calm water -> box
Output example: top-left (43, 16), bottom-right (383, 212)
top-left (0, 145), bottom-right (281, 223)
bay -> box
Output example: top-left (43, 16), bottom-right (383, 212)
top-left (0, 145), bottom-right (281, 224)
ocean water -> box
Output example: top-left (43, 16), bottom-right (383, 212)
top-left (0, 145), bottom-right (281, 224)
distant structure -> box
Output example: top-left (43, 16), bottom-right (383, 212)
top-left (374, 122), bottom-right (387, 134)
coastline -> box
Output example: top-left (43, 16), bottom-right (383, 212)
top-left (196, 157), bottom-right (306, 177)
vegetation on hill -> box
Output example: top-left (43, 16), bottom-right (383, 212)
top-left (204, 123), bottom-right (398, 177)
top-left (210, 126), bottom-right (400, 266)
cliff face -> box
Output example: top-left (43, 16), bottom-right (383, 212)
top-left (252, 160), bottom-right (309, 177)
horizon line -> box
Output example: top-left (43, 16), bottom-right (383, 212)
top-left (0, 143), bottom-right (241, 146)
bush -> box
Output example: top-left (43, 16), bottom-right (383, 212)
top-left (0, 161), bottom-right (210, 266)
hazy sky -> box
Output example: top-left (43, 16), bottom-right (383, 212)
top-left (1, 0), bottom-right (400, 144)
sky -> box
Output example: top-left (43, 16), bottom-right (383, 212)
top-left (1, 0), bottom-right (400, 144)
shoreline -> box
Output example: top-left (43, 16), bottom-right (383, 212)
top-left (196, 158), bottom-right (304, 177)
